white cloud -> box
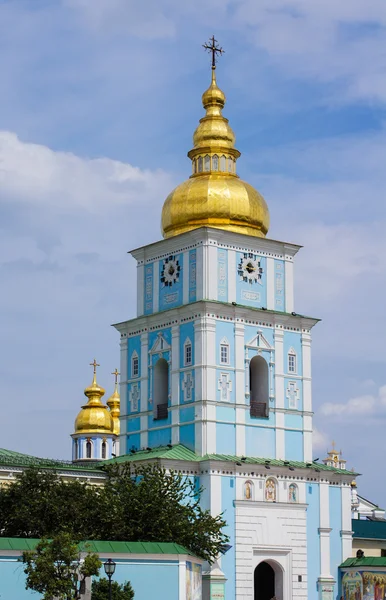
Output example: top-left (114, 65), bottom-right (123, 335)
top-left (320, 385), bottom-right (386, 417)
top-left (312, 427), bottom-right (330, 452)
top-left (0, 131), bottom-right (173, 213)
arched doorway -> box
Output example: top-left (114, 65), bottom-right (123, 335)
top-left (249, 355), bottom-right (269, 418)
top-left (254, 561), bottom-right (275, 600)
top-left (153, 358), bottom-right (169, 420)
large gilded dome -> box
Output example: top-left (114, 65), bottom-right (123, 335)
top-left (161, 67), bottom-right (270, 239)
top-left (74, 368), bottom-right (113, 435)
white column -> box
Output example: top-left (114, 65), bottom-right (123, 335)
top-left (266, 257), bottom-right (275, 311)
top-left (208, 244), bottom-right (218, 301)
top-left (119, 338), bottom-right (128, 455)
top-left (171, 325), bottom-right (180, 445)
top-left (285, 257), bottom-right (294, 313)
top-left (196, 245), bottom-right (204, 301)
top-left (302, 331), bottom-right (313, 462)
top-left (228, 249), bottom-right (236, 303)
top-left (140, 332), bottom-right (149, 448)
top-left (274, 329), bottom-right (285, 459)
top-left (153, 260), bottom-right (159, 313)
top-left (341, 484), bottom-right (353, 561)
top-left (319, 482), bottom-right (332, 579)
top-left (179, 560), bottom-right (187, 600)
top-left (137, 264), bottom-right (144, 317)
top-left (183, 251), bottom-right (190, 305)
top-left (235, 322), bottom-right (246, 456)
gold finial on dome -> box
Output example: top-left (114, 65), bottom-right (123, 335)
top-left (161, 38), bottom-right (270, 240)
top-left (74, 360), bottom-right (113, 435)
top-left (107, 368), bottom-right (120, 436)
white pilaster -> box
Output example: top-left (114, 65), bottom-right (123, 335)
top-left (235, 321), bottom-right (246, 456)
top-left (285, 258), bottom-right (294, 313)
top-left (274, 329), bottom-right (285, 459)
top-left (208, 244), bottom-right (218, 301)
top-left (228, 250), bottom-right (236, 303)
top-left (319, 482), bottom-right (332, 579)
top-left (137, 264), bottom-right (144, 317)
top-left (183, 251), bottom-right (189, 305)
top-left (171, 325), bottom-right (180, 446)
top-left (341, 484), bottom-right (353, 561)
top-left (266, 257), bottom-right (275, 311)
top-left (196, 245), bottom-right (204, 301)
top-left (140, 333), bottom-right (148, 413)
top-left (302, 331), bottom-right (313, 462)
top-left (153, 260), bottom-right (159, 313)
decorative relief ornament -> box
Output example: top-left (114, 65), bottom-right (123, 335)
top-left (238, 253), bottom-right (263, 284)
top-left (161, 255), bottom-right (181, 287)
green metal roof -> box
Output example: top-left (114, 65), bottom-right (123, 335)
top-left (353, 519), bottom-right (386, 540)
top-left (341, 557), bottom-right (386, 568)
top-left (0, 538), bottom-right (194, 556)
top-left (0, 448), bottom-right (103, 473)
top-left (101, 444), bottom-right (353, 475)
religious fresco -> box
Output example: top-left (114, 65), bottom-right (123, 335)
top-left (186, 561), bottom-right (202, 600)
top-left (265, 478), bottom-right (276, 502)
top-left (288, 483), bottom-right (298, 503)
top-left (244, 481), bottom-right (253, 500)
top-left (342, 571), bottom-right (386, 600)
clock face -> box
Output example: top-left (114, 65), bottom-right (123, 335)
top-left (161, 255), bottom-right (181, 287)
top-left (238, 253), bottom-right (263, 284)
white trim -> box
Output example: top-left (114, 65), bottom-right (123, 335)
top-left (319, 482), bottom-right (332, 578)
top-left (140, 333), bottom-right (148, 413)
top-left (196, 245), bottom-right (204, 300)
top-left (266, 256), bottom-right (275, 310)
top-left (284, 258), bottom-right (294, 313)
top-left (228, 250), bottom-right (236, 302)
top-left (183, 250), bottom-right (189, 305)
top-left (137, 263), bottom-right (145, 317)
top-left (153, 259), bottom-right (159, 313)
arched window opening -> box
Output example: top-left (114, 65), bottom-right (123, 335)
top-left (212, 154), bottom-right (219, 171)
top-left (288, 348), bottom-right (297, 373)
top-left (228, 157), bottom-right (233, 172)
top-left (153, 358), bottom-right (169, 420)
top-left (220, 341), bottom-right (229, 364)
top-left (220, 155), bottom-right (226, 171)
top-left (204, 155), bottom-right (210, 172)
top-left (254, 562), bottom-right (275, 600)
top-left (249, 355), bottom-right (269, 418)
top-left (198, 156), bottom-right (203, 172)
top-left (86, 440), bottom-right (92, 459)
top-left (244, 480), bottom-right (253, 500)
top-left (74, 439), bottom-right (78, 460)
top-left (101, 440), bottom-right (107, 460)
top-left (193, 159), bottom-right (197, 174)
top-left (184, 339), bottom-right (192, 366)
top-left (289, 483), bottom-right (298, 503)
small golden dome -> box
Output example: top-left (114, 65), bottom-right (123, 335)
top-left (161, 66), bottom-right (270, 239)
top-left (107, 369), bottom-right (120, 436)
top-left (74, 361), bottom-right (113, 435)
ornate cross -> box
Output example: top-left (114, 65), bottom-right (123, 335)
top-left (111, 368), bottom-right (120, 385)
top-left (219, 373), bottom-right (230, 401)
top-left (203, 35), bottom-right (225, 68)
top-left (90, 359), bottom-right (100, 374)
top-left (131, 384), bottom-right (140, 412)
top-left (183, 373), bottom-right (194, 401)
top-left (286, 382), bottom-right (298, 409)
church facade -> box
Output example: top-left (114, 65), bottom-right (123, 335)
top-left (111, 50), bottom-right (354, 600)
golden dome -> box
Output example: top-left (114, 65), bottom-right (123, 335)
top-left (161, 66), bottom-right (270, 239)
top-left (107, 369), bottom-right (120, 436)
top-left (74, 361), bottom-right (113, 435)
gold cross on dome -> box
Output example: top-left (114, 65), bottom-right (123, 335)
top-left (90, 359), bottom-right (100, 375)
top-left (111, 368), bottom-right (120, 385)
top-left (203, 35), bottom-right (225, 68)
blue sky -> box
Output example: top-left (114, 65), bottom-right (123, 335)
top-left (1, 0), bottom-right (386, 502)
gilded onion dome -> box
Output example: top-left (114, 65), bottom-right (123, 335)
top-left (107, 369), bottom-right (120, 436)
top-left (74, 361), bottom-right (113, 435)
top-left (161, 65), bottom-right (270, 239)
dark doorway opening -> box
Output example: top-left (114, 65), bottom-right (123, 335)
top-left (254, 561), bottom-right (275, 600)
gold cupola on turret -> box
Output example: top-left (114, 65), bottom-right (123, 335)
top-left (106, 368), bottom-right (120, 436)
top-left (74, 359), bottom-right (113, 435)
top-left (161, 36), bottom-right (270, 240)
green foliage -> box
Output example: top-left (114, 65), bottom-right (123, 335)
top-left (1, 465), bottom-right (229, 563)
top-left (21, 532), bottom-right (101, 600)
top-left (91, 578), bottom-right (134, 600)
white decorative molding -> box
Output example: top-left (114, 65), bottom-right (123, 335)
top-left (183, 371), bottom-right (194, 402)
top-left (286, 381), bottom-right (299, 409)
top-left (149, 332), bottom-right (171, 354)
top-left (218, 372), bottom-right (232, 402)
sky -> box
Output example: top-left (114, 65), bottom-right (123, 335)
top-left (1, 0), bottom-right (386, 501)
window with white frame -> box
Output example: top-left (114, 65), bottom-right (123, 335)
top-left (220, 342), bottom-right (229, 364)
top-left (132, 352), bottom-right (139, 377)
top-left (184, 339), bottom-right (192, 366)
top-left (288, 348), bottom-right (297, 373)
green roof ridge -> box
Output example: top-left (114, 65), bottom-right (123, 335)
top-left (0, 448), bottom-right (104, 473)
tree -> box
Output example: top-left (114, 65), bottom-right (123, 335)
top-left (91, 578), bottom-right (134, 600)
top-left (21, 532), bottom-right (101, 600)
top-left (1, 465), bottom-right (229, 563)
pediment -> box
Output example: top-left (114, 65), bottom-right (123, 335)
top-left (246, 330), bottom-right (273, 351)
top-left (150, 333), bottom-right (171, 354)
